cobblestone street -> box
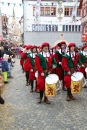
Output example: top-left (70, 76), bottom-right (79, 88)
top-left (0, 59), bottom-right (87, 130)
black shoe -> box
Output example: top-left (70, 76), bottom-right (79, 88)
top-left (4, 81), bottom-right (9, 84)
top-left (0, 96), bottom-right (5, 104)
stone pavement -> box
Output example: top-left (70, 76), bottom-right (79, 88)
top-left (0, 59), bottom-right (87, 130)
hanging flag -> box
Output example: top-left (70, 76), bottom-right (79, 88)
top-left (7, 3), bottom-right (10, 6)
top-left (2, 2), bottom-right (4, 5)
top-left (14, 3), bottom-right (16, 7)
top-left (72, 0), bottom-right (78, 21)
top-left (19, 4), bottom-right (21, 6)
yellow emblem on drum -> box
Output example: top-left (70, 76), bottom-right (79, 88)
top-left (71, 72), bottom-right (83, 94)
top-left (71, 80), bottom-right (82, 94)
top-left (45, 83), bottom-right (56, 97)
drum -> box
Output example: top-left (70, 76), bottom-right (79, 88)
top-left (45, 74), bottom-right (59, 97)
top-left (71, 72), bottom-right (83, 94)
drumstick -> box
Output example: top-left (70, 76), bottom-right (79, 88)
top-left (72, 74), bottom-right (79, 80)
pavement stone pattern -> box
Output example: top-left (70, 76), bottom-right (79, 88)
top-left (0, 59), bottom-right (87, 130)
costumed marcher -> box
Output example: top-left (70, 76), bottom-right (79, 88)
top-left (23, 45), bottom-right (32, 86)
top-left (62, 43), bottom-right (81, 101)
top-left (54, 41), bottom-right (67, 91)
top-left (27, 45), bottom-right (37, 92)
top-left (35, 42), bottom-right (57, 104)
top-left (78, 45), bottom-right (87, 88)
top-left (19, 45), bottom-right (27, 73)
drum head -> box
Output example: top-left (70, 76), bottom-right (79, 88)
top-left (85, 67), bottom-right (87, 72)
top-left (45, 74), bottom-right (59, 84)
top-left (71, 72), bottom-right (83, 81)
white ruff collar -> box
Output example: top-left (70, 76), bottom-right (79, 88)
top-left (30, 53), bottom-right (37, 58)
top-left (41, 51), bottom-right (50, 57)
top-left (82, 51), bottom-right (87, 56)
top-left (67, 52), bottom-right (75, 57)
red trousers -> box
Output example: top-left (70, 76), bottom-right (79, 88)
top-left (64, 75), bottom-right (71, 88)
top-left (56, 67), bottom-right (63, 80)
top-left (37, 73), bottom-right (45, 91)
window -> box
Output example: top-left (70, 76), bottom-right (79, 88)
top-left (70, 8), bottom-right (73, 16)
top-left (40, 7), bottom-right (44, 16)
top-left (62, 25), bottom-right (81, 32)
top-left (51, 7), bottom-right (56, 16)
top-left (64, 8), bottom-right (69, 16)
top-left (64, 7), bottom-right (81, 17)
top-left (75, 25), bottom-right (77, 32)
top-left (77, 8), bottom-right (81, 17)
top-left (45, 7), bottom-right (50, 16)
top-left (34, 6), bottom-right (56, 16)
top-left (69, 25), bottom-right (71, 31)
top-left (32, 24), bottom-right (58, 32)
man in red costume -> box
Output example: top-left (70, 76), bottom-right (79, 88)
top-left (23, 45), bottom-right (32, 86)
top-left (62, 43), bottom-right (81, 101)
top-left (19, 45), bottom-right (27, 73)
top-left (35, 42), bottom-right (57, 104)
top-left (27, 45), bottom-right (37, 92)
top-left (55, 41), bottom-right (67, 91)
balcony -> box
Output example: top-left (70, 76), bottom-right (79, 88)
top-left (81, 15), bottom-right (87, 25)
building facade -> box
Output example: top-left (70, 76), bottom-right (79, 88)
top-left (8, 8), bottom-right (21, 45)
top-left (80, 0), bottom-right (87, 35)
top-left (23, 0), bottom-right (82, 46)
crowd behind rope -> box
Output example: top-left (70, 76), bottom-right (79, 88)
top-left (19, 42), bottom-right (87, 104)
top-left (0, 41), bottom-right (22, 104)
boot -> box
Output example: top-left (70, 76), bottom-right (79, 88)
top-left (26, 82), bottom-right (28, 86)
top-left (30, 80), bottom-right (34, 93)
top-left (66, 88), bottom-right (71, 101)
top-left (0, 96), bottom-right (5, 104)
top-left (66, 96), bottom-right (71, 101)
top-left (44, 96), bottom-right (51, 104)
top-left (38, 98), bottom-right (42, 103)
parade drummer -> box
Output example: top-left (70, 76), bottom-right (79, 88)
top-left (19, 45), bottom-right (27, 73)
top-left (78, 45), bottom-right (87, 87)
top-left (27, 45), bottom-right (37, 92)
top-left (35, 42), bottom-right (57, 104)
top-left (23, 45), bottom-right (32, 86)
top-left (54, 41), bottom-right (67, 91)
top-left (62, 43), bottom-right (81, 101)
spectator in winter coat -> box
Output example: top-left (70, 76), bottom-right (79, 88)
top-left (0, 54), bottom-right (9, 84)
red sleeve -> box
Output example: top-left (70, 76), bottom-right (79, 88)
top-left (62, 57), bottom-right (70, 72)
top-left (35, 56), bottom-right (44, 74)
top-left (21, 53), bottom-right (26, 59)
top-left (54, 53), bottom-right (60, 63)
top-left (26, 58), bottom-right (32, 70)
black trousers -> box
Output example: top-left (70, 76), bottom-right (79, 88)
top-left (30, 80), bottom-right (34, 90)
top-left (25, 71), bottom-right (29, 83)
top-left (67, 88), bottom-right (71, 97)
top-left (40, 91), bottom-right (44, 99)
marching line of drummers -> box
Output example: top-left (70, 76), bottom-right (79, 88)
top-left (19, 41), bottom-right (87, 104)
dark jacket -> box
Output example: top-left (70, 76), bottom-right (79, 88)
top-left (0, 58), bottom-right (9, 72)
top-left (2, 46), bottom-right (12, 63)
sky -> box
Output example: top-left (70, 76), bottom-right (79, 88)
top-left (0, 0), bottom-right (23, 21)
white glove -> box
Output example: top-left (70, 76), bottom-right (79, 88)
top-left (30, 69), bottom-right (33, 72)
top-left (67, 71), bottom-right (71, 75)
top-left (41, 73), bottom-right (45, 76)
top-left (82, 64), bottom-right (85, 67)
top-left (53, 66), bottom-right (56, 69)
top-left (59, 62), bottom-right (61, 65)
